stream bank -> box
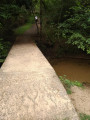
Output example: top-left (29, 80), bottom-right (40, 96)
top-left (46, 55), bottom-right (90, 116)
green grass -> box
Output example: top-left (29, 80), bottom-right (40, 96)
top-left (0, 59), bottom-right (4, 63)
top-left (14, 15), bottom-right (34, 35)
top-left (80, 113), bottom-right (90, 120)
top-left (59, 75), bottom-right (83, 94)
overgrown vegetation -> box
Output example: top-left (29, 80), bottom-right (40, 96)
top-left (59, 75), bottom-right (83, 94)
top-left (0, 0), bottom-right (37, 66)
top-left (14, 15), bottom-right (34, 35)
top-left (0, 5), bottom-right (28, 64)
top-left (41, 0), bottom-right (90, 56)
top-left (59, 6), bottom-right (90, 54)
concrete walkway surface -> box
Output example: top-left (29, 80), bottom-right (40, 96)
top-left (0, 25), bottom-right (79, 120)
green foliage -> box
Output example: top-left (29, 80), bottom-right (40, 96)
top-left (42, 22), bottom-right (56, 44)
top-left (0, 38), bottom-right (11, 62)
top-left (80, 113), bottom-right (90, 120)
top-left (42, 0), bottom-right (90, 55)
top-left (0, 3), bottom-right (30, 65)
top-left (59, 75), bottom-right (83, 94)
top-left (14, 15), bottom-right (34, 35)
top-left (43, 0), bottom-right (76, 23)
top-left (0, 5), bottom-right (28, 27)
top-left (58, 6), bottom-right (90, 54)
top-left (0, 0), bottom-right (36, 10)
top-left (67, 33), bottom-right (89, 52)
top-left (60, 75), bottom-right (83, 87)
top-left (0, 4), bottom-right (29, 45)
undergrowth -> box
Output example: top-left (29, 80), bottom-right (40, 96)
top-left (14, 15), bottom-right (34, 35)
top-left (80, 113), bottom-right (90, 120)
top-left (59, 75), bottom-right (83, 94)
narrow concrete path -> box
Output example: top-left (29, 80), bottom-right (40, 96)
top-left (0, 25), bottom-right (79, 120)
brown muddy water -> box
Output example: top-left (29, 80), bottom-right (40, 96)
top-left (50, 58), bottom-right (90, 83)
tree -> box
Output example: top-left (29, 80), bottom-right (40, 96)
top-left (41, 0), bottom-right (90, 54)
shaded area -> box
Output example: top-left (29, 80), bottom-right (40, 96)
top-left (50, 58), bottom-right (90, 83)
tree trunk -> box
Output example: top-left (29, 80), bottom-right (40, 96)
top-left (40, 0), bottom-right (42, 40)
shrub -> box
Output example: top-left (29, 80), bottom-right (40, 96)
top-left (0, 4), bottom-right (29, 64)
top-left (0, 38), bottom-right (11, 62)
top-left (58, 6), bottom-right (90, 54)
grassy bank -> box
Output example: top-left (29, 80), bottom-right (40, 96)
top-left (59, 75), bottom-right (83, 94)
top-left (14, 15), bottom-right (34, 35)
top-left (80, 113), bottom-right (90, 120)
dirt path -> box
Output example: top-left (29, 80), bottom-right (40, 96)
top-left (69, 85), bottom-right (90, 115)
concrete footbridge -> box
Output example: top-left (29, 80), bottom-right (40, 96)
top-left (0, 25), bottom-right (79, 120)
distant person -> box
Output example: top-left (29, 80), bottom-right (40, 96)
top-left (35, 16), bottom-right (38, 23)
top-left (35, 16), bottom-right (39, 34)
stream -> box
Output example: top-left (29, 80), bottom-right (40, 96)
top-left (50, 58), bottom-right (90, 83)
